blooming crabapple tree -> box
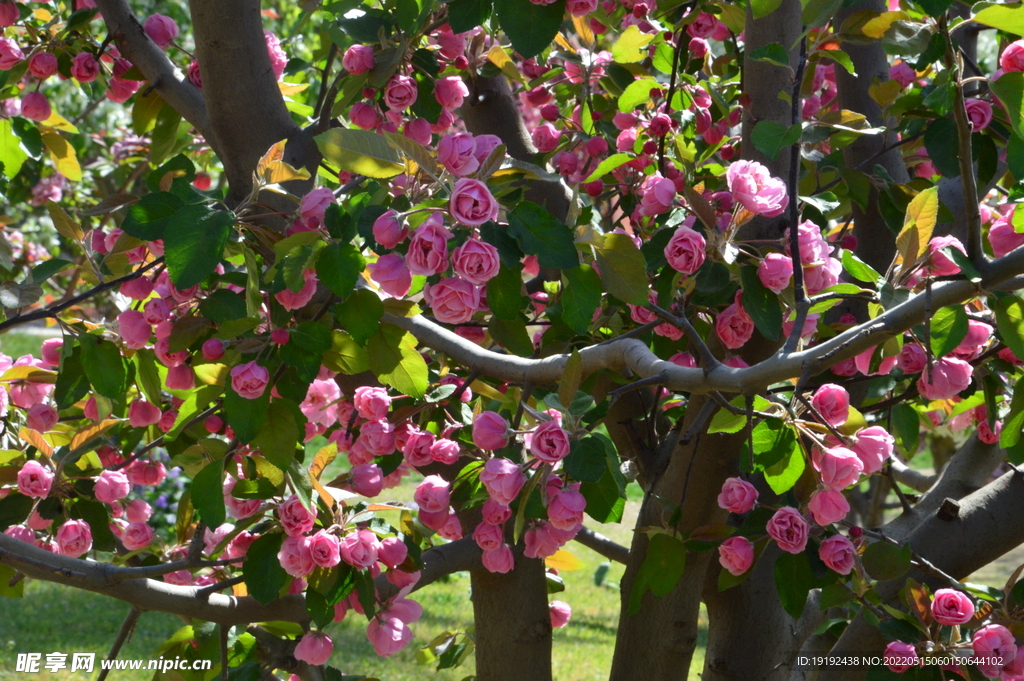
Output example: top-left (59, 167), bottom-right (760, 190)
top-left (7, 0), bottom-right (1024, 680)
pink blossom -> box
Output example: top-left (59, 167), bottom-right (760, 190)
top-left (965, 98), bottom-right (993, 131)
top-left (129, 399), bottom-right (162, 428)
top-left (0, 37), bottom-right (24, 70)
top-left (20, 92), bottom-right (50, 122)
top-left (430, 438), bottom-right (460, 464)
top-left (402, 429), bottom-right (436, 468)
top-left (450, 178), bottom-right (499, 226)
top-left (414, 475), bottom-right (451, 513)
top-left (639, 175), bottom-right (676, 216)
top-left (354, 386), bottom-right (391, 421)
top-left (0, 1), bottom-right (17, 27)
top-left (309, 530), bottom-right (342, 568)
top-left (118, 310), bottom-right (152, 350)
top-left (890, 61), bottom-right (916, 88)
top-left (300, 379), bottom-right (341, 427)
top-left (884, 641), bottom-right (918, 672)
top-left (530, 420), bottom-right (570, 463)
top-left (143, 14), bottom-right (178, 49)
top-left (717, 477), bottom-right (758, 514)
top-left (972, 624), bottom-right (1017, 676)
top-left (28, 52), bottom-right (58, 80)
top-left (70, 53), bottom-right (99, 82)
top-left (807, 489), bottom-right (849, 526)
top-left (299, 187), bottom-right (335, 221)
top-left (438, 133), bottom-right (480, 176)
top-left (350, 102), bottom-right (379, 129)
top-left (426, 277), bottom-right (481, 324)
top-left (342, 44), bottom-right (375, 75)
top-left (379, 536), bottom-right (408, 568)
top-left (264, 30), bottom-right (287, 79)
top-left (550, 600), bottom-right (572, 628)
top-left (294, 633), bottom-right (333, 666)
top-left (927, 235), bottom-right (966, 276)
top-left (452, 239), bottom-right (500, 285)
top-left (663, 225), bottom-right (706, 275)
top-left (127, 460), bottom-right (166, 486)
top-left (931, 588), bottom-right (975, 626)
top-left (548, 489), bottom-right (586, 531)
top-left (811, 383), bottom-right (849, 427)
top-left (818, 535), bottom-right (855, 574)
top-left (278, 495), bottom-right (316, 537)
top-left (473, 411), bottom-right (510, 450)
top-left (480, 457), bottom-right (526, 505)
top-left (473, 521), bottom-right (505, 551)
top-left (989, 217), bottom-right (1024, 258)
top-left (531, 123), bottom-right (562, 153)
top-left (372, 210), bottom-right (408, 249)
top-left (94, 470), bottom-right (130, 504)
top-left (482, 543), bottom-right (515, 573)
top-left (1001, 40), bottom-right (1024, 73)
top-left (435, 75), bottom-right (469, 110)
top-left (18, 460), bottom-right (53, 498)
top-left (406, 218), bottom-right (451, 276)
top-left (916, 356), bottom-right (972, 400)
top-left (524, 522), bottom-right (562, 559)
top-left (126, 499), bottom-right (152, 523)
top-left (726, 160), bottom-right (788, 218)
top-left (718, 536), bottom-right (754, 576)
top-left (230, 361), bottom-right (269, 399)
top-left (716, 292), bottom-right (755, 349)
top-left (57, 520), bottom-right (93, 557)
top-left (757, 252), bottom-right (794, 294)
top-left (349, 463), bottom-right (384, 498)
top-left (368, 254), bottom-right (412, 298)
top-left (384, 74), bottom-right (417, 110)
top-left (122, 522), bottom-right (155, 550)
top-left (339, 529), bottom-right (381, 568)
top-left (815, 446), bottom-right (864, 490)
top-left (766, 507), bottom-right (810, 554)
top-left (952, 319), bottom-right (993, 361)
top-left (275, 269), bottom-right (318, 311)
top-left (897, 343), bottom-right (927, 374)
top-left (27, 403), bottom-right (58, 433)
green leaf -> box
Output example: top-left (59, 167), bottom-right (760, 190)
top-left (79, 335), bottom-right (128, 399)
top-left (973, 2), bottom-right (1024, 35)
top-left (929, 305), bottom-right (969, 359)
top-left (224, 385), bottom-right (270, 445)
top-left (54, 344), bottom-right (89, 410)
top-left (891, 403), bottom-right (920, 455)
top-left (802, 0), bottom-right (843, 27)
top-left (507, 202), bottom-right (579, 270)
top-left (481, 221), bottom-right (525, 268)
top-left (488, 316), bottom-right (534, 357)
top-left (164, 205), bottom-right (235, 289)
top-left (562, 265), bottom-right (603, 334)
top-left (564, 437), bottom-right (608, 483)
top-left (29, 258), bottom-right (75, 285)
top-left (583, 153), bottom-right (632, 183)
top-left (990, 72), bottom-right (1024, 141)
top-left (335, 289), bottom-right (383, 346)
top-left (0, 118), bottom-right (29, 179)
top-left (862, 541), bottom-right (912, 581)
top-left (244, 534), bottom-right (287, 604)
top-left (1009, 134), bottom-right (1024, 183)
top-left (751, 0), bottom-right (783, 17)
top-left (841, 250), bottom-right (881, 284)
top-left (134, 349), bottom-right (163, 405)
top-left (749, 43), bottom-right (790, 68)
top-left (628, 533), bottom-right (686, 615)
top-left (0, 493), bottom-right (33, 531)
top-left (744, 418), bottom-right (798, 472)
top-left (192, 459), bottom-right (226, 529)
top-left (448, 0), bottom-right (492, 32)
top-left (995, 295), bottom-right (1024, 362)
top-left (763, 439), bottom-right (806, 495)
top-left (923, 118), bottom-right (960, 178)
top-left (317, 242), bottom-right (365, 301)
top-left (281, 321), bottom-right (333, 383)
top-left (751, 121), bottom-right (803, 162)
top-left (612, 24), bottom-right (655, 63)
top-left (253, 401), bottom-right (300, 471)
top-left (120, 192), bottom-right (185, 241)
top-left (618, 80), bottom-right (659, 113)
top-left (486, 264), bottom-right (524, 321)
top-left (739, 267), bottom-right (782, 341)
top-left (594, 233), bottom-right (649, 306)
top-left (494, 0), bottom-right (565, 59)
top-left (367, 324), bottom-right (428, 399)
top-left (315, 128), bottom-right (405, 179)
top-left (581, 467), bottom-right (626, 524)
top-left (774, 551), bottom-right (814, 619)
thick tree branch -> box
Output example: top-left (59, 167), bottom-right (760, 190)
top-left (94, 0), bottom-right (209, 137)
top-left (574, 527), bottom-right (629, 564)
top-left (888, 458), bottom-right (935, 493)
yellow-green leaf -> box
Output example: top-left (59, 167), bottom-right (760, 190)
top-left (46, 199), bottom-right (84, 242)
top-left (41, 131), bottom-right (82, 181)
top-left (973, 2), bottom-right (1024, 36)
top-left (896, 185), bottom-right (938, 274)
top-left (594, 232), bottom-right (650, 306)
top-left (314, 128), bottom-right (404, 179)
top-left (366, 324), bottom-right (427, 399)
top-left (861, 10), bottom-right (910, 38)
top-left (559, 349), bottom-right (583, 409)
top-left (612, 25), bottom-right (654, 64)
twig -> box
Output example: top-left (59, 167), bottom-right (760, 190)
top-left (198, 575), bottom-right (246, 599)
top-left (783, 35), bottom-right (809, 355)
top-left (113, 405), bottom-right (221, 471)
top-left (609, 372), bottom-right (668, 401)
top-left (313, 43), bottom-right (338, 125)
top-left (883, 460), bottom-right (915, 515)
top-left (680, 398), bottom-right (719, 446)
top-left (96, 607), bottom-right (141, 681)
top-left (647, 303), bottom-right (720, 370)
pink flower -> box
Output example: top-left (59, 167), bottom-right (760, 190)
top-left (294, 632), bottom-right (333, 666)
top-left (430, 438), bottom-right (460, 465)
top-left (931, 588), bottom-right (975, 626)
top-left (482, 500), bottom-right (511, 525)
top-left (367, 612), bottom-right (415, 656)
top-left (18, 460), bottom-right (53, 498)
top-left (414, 475), bottom-right (451, 513)
top-left (897, 343), bottom-right (927, 374)
top-left (230, 361), bottom-right (269, 399)
top-left (384, 74), bottom-right (417, 111)
top-left (339, 528), bottom-right (381, 568)
top-left (1001, 40), bottom-right (1024, 73)
top-left (818, 535), bottom-right (855, 574)
top-left (530, 420), bottom-right (570, 463)
top-left (264, 30), bottom-right (287, 79)
top-left (664, 225), bottom-right (706, 275)
top-left (972, 624), bottom-right (1017, 675)
top-left (639, 175), bottom-right (676, 216)
top-left (118, 310), bottom-right (152, 350)
top-left (717, 477), bottom-right (758, 514)
top-left (28, 52), bottom-right (58, 80)
top-left (406, 218), bottom-right (451, 276)
top-left (989, 217), bottom-right (1024, 258)
top-left (890, 61), bottom-right (916, 88)
top-left (300, 379), bottom-right (341, 427)
top-left (435, 76), bottom-right (469, 110)
top-left (716, 292), bottom-right (755, 349)
top-left (927, 235), bottom-right (966, 276)
top-left (57, 519), bottom-right (93, 557)
top-left (916, 356), bottom-right (972, 400)
top-left (567, 0), bottom-right (598, 15)
top-left (550, 600), bottom-right (572, 628)
top-left (815, 446), bottom-right (864, 490)
top-left (379, 536), bottom-right (408, 568)
top-left (726, 160), bottom-right (788, 218)
top-left (309, 530), bottom-right (342, 568)
top-left (811, 383), bottom-right (849, 427)
top-left (0, 1), bottom-right (16, 27)
top-left (127, 460), bottom-right (166, 486)
top-left (278, 495), bottom-right (316, 536)
top-left (952, 319), bottom-right (993, 361)
top-left (452, 239), bottom-right (500, 285)
top-left (524, 522), bottom-right (562, 559)
top-left (350, 102), bottom-right (379, 129)
top-left (342, 44), bottom-right (375, 75)
top-left (275, 269), bottom-right (318, 311)
top-left (372, 210), bottom-right (408, 249)
top-left (473, 521), bottom-right (504, 551)
top-left (965, 98), bottom-right (993, 131)
top-left (299, 187), bottom-right (335, 221)
top-left (70, 53), bottom-right (99, 82)
top-left (405, 118), bottom-right (432, 145)
top-left (129, 399), bottom-right (162, 428)
top-left (402, 429), bottom-right (436, 468)
top-left (426, 277), bottom-right (481, 324)
top-left (27, 403), bottom-right (58, 433)
top-left (94, 470), bottom-right (130, 504)
top-left (548, 489), bottom-right (586, 531)
top-left (766, 507), bottom-right (810, 554)
top-left (884, 641), bottom-right (918, 672)
top-left (349, 463), bottom-right (384, 498)
top-left (0, 37), bottom-right (24, 70)
top-left (851, 426), bottom-right (893, 475)
top-left (757, 252), bottom-right (793, 294)
top-left (531, 123), bottom-right (562, 153)
top-left (803, 257), bottom-right (842, 295)
top-left (126, 499), bottom-right (152, 523)
top-left (718, 536), bottom-right (754, 575)
top-left (144, 14), bottom-right (178, 49)
top-left (354, 386), bottom-right (391, 421)
top-left (20, 92), bottom-right (51, 122)
top-left (438, 133), bottom-right (480, 176)
top-left (450, 178), bottom-right (499, 226)
top-left (807, 489), bottom-right (849, 526)
top-left (473, 411), bottom-right (509, 450)
top-left (122, 522), bottom-right (155, 550)
top-left (482, 543), bottom-right (515, 573)
top-left (480, 457), bottom-right (526, 505)
top-left (368, 254), bottom-right (412, 298)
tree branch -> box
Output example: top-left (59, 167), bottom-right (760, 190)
top-left (888, 458), bottom-right (936, 493)
top-left (94, 0), bottom-right (209, 137)
top-left (373, 537), bottom-right (482, 602)
top-left (574, 526), bottom-right (629, 564)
